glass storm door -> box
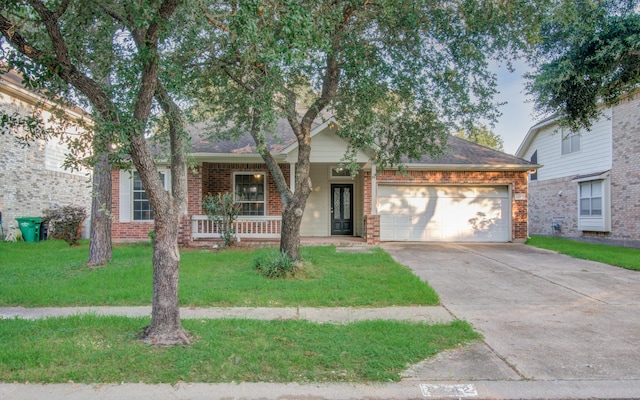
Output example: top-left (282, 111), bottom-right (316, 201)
top-left (331, 184), bottom-right (353, 235)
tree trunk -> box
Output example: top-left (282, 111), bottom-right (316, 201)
top-left (139, 81), bottom-right (189, 345)
top-left (88, 151), bottom-right (112, 266)
top-left (142, 209), bottom-right (189, 345)
top-left (279, 143), bottom-right (312, 261)
top-left (280, 194), bottom-right (307, 261)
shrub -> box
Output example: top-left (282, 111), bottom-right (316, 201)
top-left (254, 250), bottom-right (298, 279)
top-left (202, 192), bottom-right (242, 247)
top-left (43, 205), bottom-right (87, 246)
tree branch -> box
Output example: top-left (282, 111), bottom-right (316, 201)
top-left (99, 4), bottom-right (130, 26)
top-left (199, 0), bottom-right (229, 32)
top-left (249, 110), bottom-right (292, 202)
top-left (0, 8), bottom-right (113, 116)
top-left (54, 0), bottom-right (72, 18)
top-left (26, 0), bottom-right (73, 66)
top-left (155, 80), bottom-right (188, 216)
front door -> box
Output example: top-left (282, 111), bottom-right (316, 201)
top-left (331, 184), bottom-right (353, 235)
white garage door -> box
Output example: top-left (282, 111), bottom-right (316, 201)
top-left (378, 185), bottom-right (510, 242)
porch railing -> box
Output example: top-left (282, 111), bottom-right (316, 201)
top-left (191, 215), bottom-right (282, 239)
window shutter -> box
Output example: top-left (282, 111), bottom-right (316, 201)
top-left (119, 170), bottom-right (132, 222)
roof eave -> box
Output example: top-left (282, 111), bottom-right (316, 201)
top-left (515, 115), bottom-right (559, 158)
top-left (364, 163), bottom-right (540, 172)
top-left (0, 75), bottom-right (91, 122)
top-left (191, 152), bottom-right (287, 163)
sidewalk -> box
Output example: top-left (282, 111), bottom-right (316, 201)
top-left (3, 304), bottom-right (640, 399)
top-left (3, 379), bottom-right (640, 399)
top-left (2, 305), bottom-right (640, 399)
top-left (0, 305), bottom-right (453, 323)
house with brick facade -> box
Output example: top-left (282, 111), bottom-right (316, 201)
top-left (113, 117), bottom-right (535, 245)
top-left (0, 71), bottom-right (91, 237)
top-left (516, 93), bottom-right (640, 248)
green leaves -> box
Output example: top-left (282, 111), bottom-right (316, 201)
top-left (527, 0), bottom-right (640, 131)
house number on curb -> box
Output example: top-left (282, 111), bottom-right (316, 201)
top-left (419, 383), bottom-right (478, 398)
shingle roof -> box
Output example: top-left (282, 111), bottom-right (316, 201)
top-left (188, 119), bottom-right (297, 154)
top-left (188, 117), bottom-right (535, 168)
top-left (406, 135), bottom-right (534, 167)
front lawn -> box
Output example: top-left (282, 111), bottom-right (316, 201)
top-left (0, 240), bottom-right (439, 307)
top-left (0, 315), bottom-right (479, 383)
top-left (526, 236), bottom-right (640, 271)
top-left (0, 241), bottom-right (482, 384)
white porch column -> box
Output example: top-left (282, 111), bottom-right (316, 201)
top-left (371, 162), bottom-right (377, 215)
top-left (289, 163), bottom-right (296, 192)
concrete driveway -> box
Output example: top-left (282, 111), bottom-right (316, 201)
top-left (382, 242), bottom-right (640, 382)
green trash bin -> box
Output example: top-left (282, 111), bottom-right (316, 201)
top-left (16, 217), bottom-right (42, 243)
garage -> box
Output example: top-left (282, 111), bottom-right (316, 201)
top-left (378, 185), bottom-right (511, 242)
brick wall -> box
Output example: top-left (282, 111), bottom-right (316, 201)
top-left (527, 176), bottom-right (578, 237)
top-left (610, 94), bottom-right (640, 246)
top-left (201, 162), bottom-right (289, 216)
top-left (364, 214), bottom-right (380, 245)
top-left (111, 169), bottom-right (154, 241)
top-left (112, 163), bottom-right (290, 244)
top-left (363, 169), bottom-right (530, 243)
top-left (111, 167), bottom-right (204, 243)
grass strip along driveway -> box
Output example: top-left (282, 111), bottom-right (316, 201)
top-left (0, 240), bottom-right (479, 383)
top-left (526, 236), bottom-right (640, 271)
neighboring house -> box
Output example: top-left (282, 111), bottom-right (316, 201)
top-left (113, 118), bottom-right (535, 245)
top-left (516, 93), bottom-right (640, 247)
top-left (0, 71), bottom-right (92, 237)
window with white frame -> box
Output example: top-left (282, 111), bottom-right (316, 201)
top-left (133, 171), bottom-right (166, 221)
top-left (234, 173), bottom-right (266, 215)
top-left (561, 131), bottom-right (581, 155)
top-left (579, 181), bottom-right (602, 216)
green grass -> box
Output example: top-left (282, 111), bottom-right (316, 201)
top-left (0, 240), bottom-right (439, 307)
top-left (0, 315), bottom-right (480, 383)
top-left (526, 236), bottom-right (640, 271)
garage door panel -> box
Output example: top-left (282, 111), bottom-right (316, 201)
top-left (379, 185), bottom-right (510, 242)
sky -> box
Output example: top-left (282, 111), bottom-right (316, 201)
top-left (490, 60), bottom-right (539, 156)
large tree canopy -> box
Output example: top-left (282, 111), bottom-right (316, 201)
top-left (527, 0), bottom-right (640, 131)
top-left (189, 0), bottom-right (549, 260)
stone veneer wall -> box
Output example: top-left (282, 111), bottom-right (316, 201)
top-left (362, 169), bottom-right (530, 243)
top-left (1, 79), bottom-right (92, 238)
top-left (0, 126), bottom-right (91, 236)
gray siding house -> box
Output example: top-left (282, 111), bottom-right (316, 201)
top-left (516, 94), bottom-right (640, 247)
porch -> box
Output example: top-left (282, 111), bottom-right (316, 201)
top-left (189, 214), bottom-right (366, 247)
